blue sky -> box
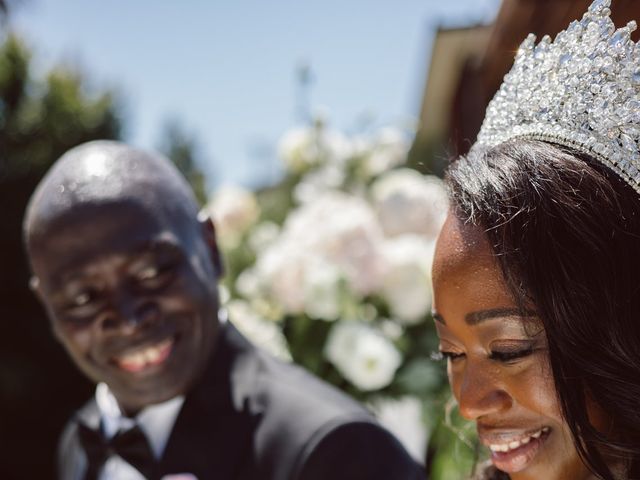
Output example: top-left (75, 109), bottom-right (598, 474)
top-left (11, 0), bottom-right (499, 190)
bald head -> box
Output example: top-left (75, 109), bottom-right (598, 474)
top-left (24, 141), bottom-right (221, 411)
top-left (24, 140), bottom-right (201, 248)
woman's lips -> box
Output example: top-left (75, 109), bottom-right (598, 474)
top-left (112, 337), bottom-right (174, 373)
top-left (481, 426), bottom-right (551, 474)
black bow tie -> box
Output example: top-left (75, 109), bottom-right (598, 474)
top-left (77, 423), bottom-right (155, 480)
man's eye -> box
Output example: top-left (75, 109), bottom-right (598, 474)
top-left (134, 263), bottom-right (176, 290)
top-left (138, 266), bottom-right (159, 280)
top-left (66, 289), bottom-right (98, 309)
top-left (59, 291), bottom-right (102, 325)
top-left (489, 347), bottom-right (534, 363)
top-left (73, 292), bottom-right (91, 306)
top-left (432, 350), bottom-right (465, 362)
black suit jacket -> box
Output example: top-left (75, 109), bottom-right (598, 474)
top-left (59, 322), bottom-right (426, 479)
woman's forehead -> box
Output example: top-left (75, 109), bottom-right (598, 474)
top-left (432, 212), bottom-right (522, 324)
top-left (432, 212), bottom-right (495, 281)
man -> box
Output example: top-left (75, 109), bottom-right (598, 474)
top-left (24, 141), bottom-right (425, 480)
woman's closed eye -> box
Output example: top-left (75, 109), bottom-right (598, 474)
top-left (432, 344), bottom-right (539, 364)
top-left (433, 350), bottom-right (465, 362)
top-left (488, 345), bottom-right (535, 363)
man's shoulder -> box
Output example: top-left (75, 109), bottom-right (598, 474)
top-left (239, 331), bottom-right (373, 432)
top-left (294, 420), bottom-right (426, 480)
top-left (250, 357), bottom-right (425, 480)
top-left (227, 327), bottom-right (423, 479)
top-left (260, 351), bottom-right (368, 416)
top-left (222, 322), bottom-right (369, 422)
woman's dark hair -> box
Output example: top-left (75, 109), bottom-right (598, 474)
top-left (445, 139), bottom-right (640, 479)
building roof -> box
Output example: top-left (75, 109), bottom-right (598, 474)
top-left (414, 0), bottom-right (640, 168)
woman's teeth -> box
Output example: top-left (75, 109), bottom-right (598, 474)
top-left (488, 427), bottom-right (549, 453)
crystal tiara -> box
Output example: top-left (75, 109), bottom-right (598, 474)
top-left (474, 0), bottom-right (640, 194)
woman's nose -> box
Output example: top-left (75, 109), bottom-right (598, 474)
top-left (454, 360), bottom-right (513, 420)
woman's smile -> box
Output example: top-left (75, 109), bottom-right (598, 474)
top-left (478, 425), bottom-right (551, 473)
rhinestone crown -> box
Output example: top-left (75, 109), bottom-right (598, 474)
top-left (474, 0), bottom-right (640, 193)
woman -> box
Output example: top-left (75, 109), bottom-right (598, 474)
top-left (432, 1), bottom-right (640, 479)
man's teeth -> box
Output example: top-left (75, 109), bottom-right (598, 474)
top-left (118, 339), bottom-right (172, 368)
top-left (488, 427), bottom-right (549, 453)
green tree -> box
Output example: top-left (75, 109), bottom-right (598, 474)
top-left (0, 35), bottom-right (121, 178)
top-left (0, 32), bottom-right (123, 480)
top-left (158, 118), bottom-right (208, 205)
top-left (0, 0), bottom-right (10, 20)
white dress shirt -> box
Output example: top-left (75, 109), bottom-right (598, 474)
top-left (92, 383), bottom-right (185, 480)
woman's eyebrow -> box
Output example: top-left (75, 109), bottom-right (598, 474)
top-left (465, 307), bottom-right (536, 325)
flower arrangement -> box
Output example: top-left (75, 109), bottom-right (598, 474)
top-left (205, 119), bottom-right (475, 476)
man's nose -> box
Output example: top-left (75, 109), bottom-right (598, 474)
top-left (454, 360), bottom-right (512, 420)
top-left (100, 295), bottom-right (161, 333)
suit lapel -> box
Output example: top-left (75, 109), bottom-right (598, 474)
top-left (157, 323), bottom-right (261, 480)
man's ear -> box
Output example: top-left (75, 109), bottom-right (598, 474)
top-left (29, 276), bottom-right (44, 300)
top-left (198, 211), bottom-right (224, 278)
top-left (29, 276), bottom-right (63, 341)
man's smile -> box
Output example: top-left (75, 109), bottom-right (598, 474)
top-left (110, 336), bottom-right (175, 373)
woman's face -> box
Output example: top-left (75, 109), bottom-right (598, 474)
top-left (431, 212), bottom-right (596, 480)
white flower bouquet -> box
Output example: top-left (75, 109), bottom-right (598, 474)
top-left (206, 119), bottom-right (474, 474)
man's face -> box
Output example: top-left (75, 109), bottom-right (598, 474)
top-left (29, 201), bottom-right (220, 413)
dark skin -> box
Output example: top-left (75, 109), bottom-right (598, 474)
top-left (25, 141), bottom-right (223, 415)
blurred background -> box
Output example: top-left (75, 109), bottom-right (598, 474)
top-left (4, 0), bottom-right (638, 478)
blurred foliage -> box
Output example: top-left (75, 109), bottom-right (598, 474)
top-left (0, 32), bottom-right (122, 479)
top-left (0, 0), bottom-right (10, 20)
top-left (427, 398), bottom-right (482, 479)
top-left (0, 34), bottom-right (121, 179)
top-left (158, 118), bottom-right (208, 205)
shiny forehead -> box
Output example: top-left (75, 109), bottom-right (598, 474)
top-left (24, 140), bottom-right (200, 246)
top-left (432, 211), bottom-right (493, 282)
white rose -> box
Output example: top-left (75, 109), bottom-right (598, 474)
top-left (284, 191), bottom-right (386, 295)
top-left (205, 185), bottom-right (260, 248)
top-left (254, 241), bottom-right (307, 314)
top-left (227, 300), bottom-right (291, 361)
top-left (254, 192), bottom-right (386, 314)
top-left (325, 322), bottom-right (402, 391)
top-left (235, 267), bottom-right (262, 299)
top-left (371, 396), bottom-right (427, 464)
top-left (371, 169), bottom-right (448, 240)
top-left (278, 126), bottom-right (351, 173)
top-left (293, 163), bottom-right (346, 204)
top-left (302, 258), bottom-right (343, 320)
top-left (248, 221), bottom-right (280, 253)
top-left (380, 236), bottom-right (435, 324)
